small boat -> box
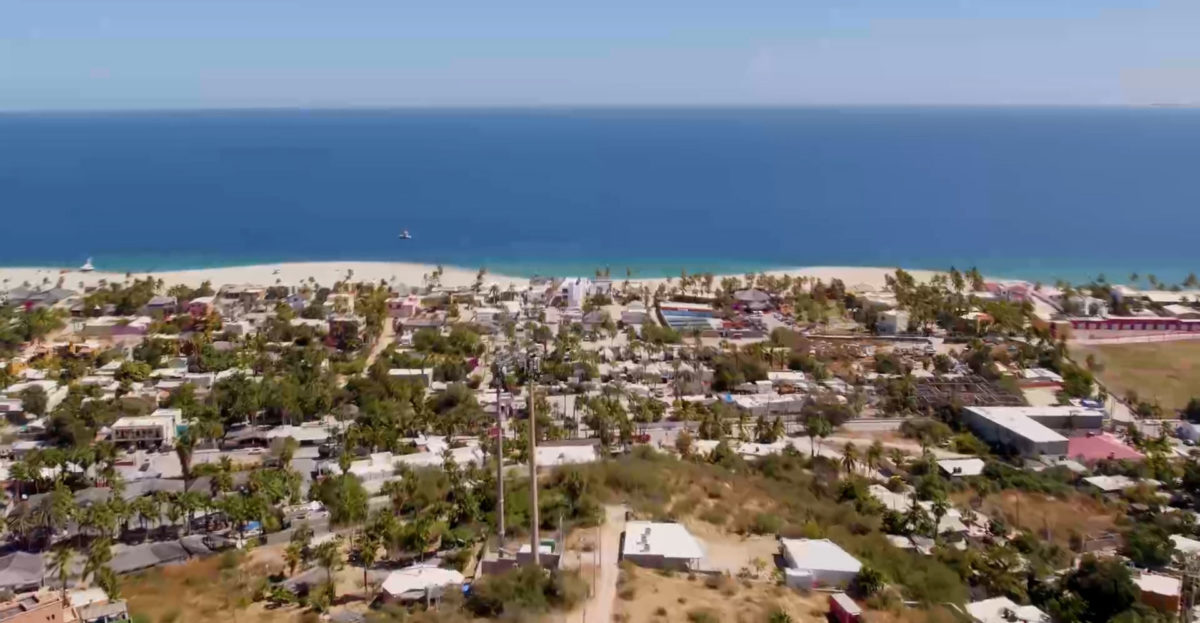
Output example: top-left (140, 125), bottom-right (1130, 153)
top-left (80, 257), bottom-right (95, 272)
top-left (399, 229), bottom-right (412, 240)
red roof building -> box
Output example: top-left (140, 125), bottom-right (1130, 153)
top-left (1067, 433), bottom-right (1144, 463)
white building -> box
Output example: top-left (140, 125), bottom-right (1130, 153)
top-left (621, 521), bottom-right (705, 571)
top-left (380, 565), bottom-right (465, 602)
top-left (388, 368), bottom-right (435, 385)
top-left (961, 406), bottom-right (1105, 457)
top-left (111, 409), bottom-right (181, 447)
top-left (876, 310), bottom-right (910, 335)
top-left (535, 444), bottom-right (598, 468)
top-left (966, 597), bottom-right (1049, 623)
top-left (937, 458), bottom-right (986, 478)
top-left (621, 301), bottom-right (648, 325)
top-left (779, 538), bottom-right (862, 589)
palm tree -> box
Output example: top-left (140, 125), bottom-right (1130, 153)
top-left (804, 416), bottom-right (832, 457)
top-left (314, 537), bottom-right (345, 601)
top-left (841, 443), bottom-right (859, 475)
top-left (887, 448), bottom-right (906, 470)
top-left (866, 440), bottom-right (884, 474)
top-left (353, 531), bottom-right (381, 596)
top-left (284, 541), bottom-right (305, 577)
top-left (930, 495), bottom-right (950, 542)
top-left (84, 538), bottom-right (113, 584)
top-left (49, 545), bottom-right (75, 599)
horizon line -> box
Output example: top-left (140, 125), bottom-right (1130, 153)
top-left (0, 102), bottom-right (1192, 116)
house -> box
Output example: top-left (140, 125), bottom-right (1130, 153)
top-left (621, 301), bottom-right (648, 325)
top-left (582, 311), bottom-right (609, 332)
top-left (965, 597), bottom-right (1049, 623)
top-left (779, 538), bottom-right (862, 589)
top-left (142, 295), bottom-right (177, 315)
top-left (388, 368), bottom-right (434, 386)
top-left (828, 593), bottom-right (862, 623)
top-left (1066, 433), bottom-right (1144, 464)
top-left (534, 443), bottom-right (598, 468)
top-left (1134, 572), bottom-right (1181, 614)
top-left (1018, 368), bottom-right (1064, 387)
top-left (473, 307), bottom-right (502, 324)
top-left (1171, 534), bottom-right (1200, 556)
top-left (110, 409), bottom-right (181, 448)
top-left (327, 315), bottom-right (362, 343)
top-left (1083, 474), bottom-right (1158, 495)
top-left (621, 522), bottom-right (705, 571)
top-left (186, 296), bottom-right (216, 319)
top-left (1163, 304), bottom-right (1200, 320)
top-left (264, 424), bottom-right (331, 446)
top-left (380, 566), bottom-right (465, 603)
top-left (387, 294), bottom-right (421, 319)
top-left (323, 293), bottom-right (355, 316)
top-left (0, 552), bottom-right (45, 592)
top-left (80, 316), bottom-right (153, 339)
top-left (109, 541), bottom-right (190, 574)
top-left (937, 458), bottom-right (986, 478)
top-left (285, 291), bottom-right (311, 312)
top-left (68, 589), bottom-right (129, 623)
top-left (0, 593), bottom-right (65, 623)
top-left (876, 310), bottom-right (910, 335)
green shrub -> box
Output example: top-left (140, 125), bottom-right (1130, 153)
top-left (687, 608), bottom-right (720, 623)
top-left (465, 566), bottom-right (587, 617)
top-left (750, 512), bottom-right (783, 535)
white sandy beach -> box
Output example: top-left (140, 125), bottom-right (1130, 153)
top-left (0, 261), bottom-right (944, 293)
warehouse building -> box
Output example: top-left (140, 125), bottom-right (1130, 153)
top-left (961, 406), bottom-right (1074, 457)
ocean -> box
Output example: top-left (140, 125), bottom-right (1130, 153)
top-left (2, 107), bottom-right (1199, 283)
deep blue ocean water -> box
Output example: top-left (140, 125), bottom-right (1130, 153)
top-left (2, 107), bottom-right (1199, 282)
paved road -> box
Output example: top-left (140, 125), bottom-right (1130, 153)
top-left (566, 504), bottom-right (626, 623)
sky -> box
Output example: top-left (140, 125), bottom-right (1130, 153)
top-left (2, 0), bottom-right (1199, 110)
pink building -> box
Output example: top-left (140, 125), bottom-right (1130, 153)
top-left (387, 294), bottom-right (421, 319)
top-left (1067, 433), bottom-right (1144, 463)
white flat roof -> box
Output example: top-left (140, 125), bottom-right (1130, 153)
top-left (112, 416), bottom-right (173, 429)
top-left (963, 407), bottom-right (1069, 444)
top-left (381, 565), bottom-right (464, 597)
top-left (1134, 572), bottom-right (1181, 597)
top-left (966, 597), bottom-right (1048, 623)
top-left (1083, 475), bottom-right (1159, 492)
top-left (780, 538), bottom-right (862, 574)
top-left (1172, 534), bottom-right (1200, 555)
top-left (535, 445), bottom-right (598, 467)
top-left (622, 521), bottom-right (704, 561)
top-left (938, 458), bottom-right (986, 477)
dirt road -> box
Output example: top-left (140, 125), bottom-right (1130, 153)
top-left (566, 504), bottom-right (626, 623)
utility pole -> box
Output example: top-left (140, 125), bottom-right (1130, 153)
top-left (527, 351), bottom-right (541, 566)
top-left (495, 361), bottom-right (506, 544)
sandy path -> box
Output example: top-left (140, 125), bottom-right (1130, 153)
top-left (566, 504), bottom-right (626, 623)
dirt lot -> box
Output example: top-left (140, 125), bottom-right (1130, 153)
top-left (124, 545), bottom-right (370, 623)
top-left (952, 490), bottom-right (1118, 547)
top-left (613, 564), bottom-right (827, 623)
top-left (1073, 341), bottom-right (1200, 411)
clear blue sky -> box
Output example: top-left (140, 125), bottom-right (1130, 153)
top-left (3, 0), bottom-right (1198, 110)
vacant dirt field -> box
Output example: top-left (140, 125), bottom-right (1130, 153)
top-left (1073, 341), bottom-right (1200, 412)
top-left (612, 564), bottom-right (826, 623)
top-left (123, 546), bottom-right (369, 623)
top-left (952, 490), bottom-right (1118, 547)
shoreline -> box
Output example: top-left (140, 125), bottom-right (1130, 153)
top-left (0, 261), bottom-right (951, 292)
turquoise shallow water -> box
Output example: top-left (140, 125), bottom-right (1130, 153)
top-left (3, 107), bottom-right (1199, 284)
